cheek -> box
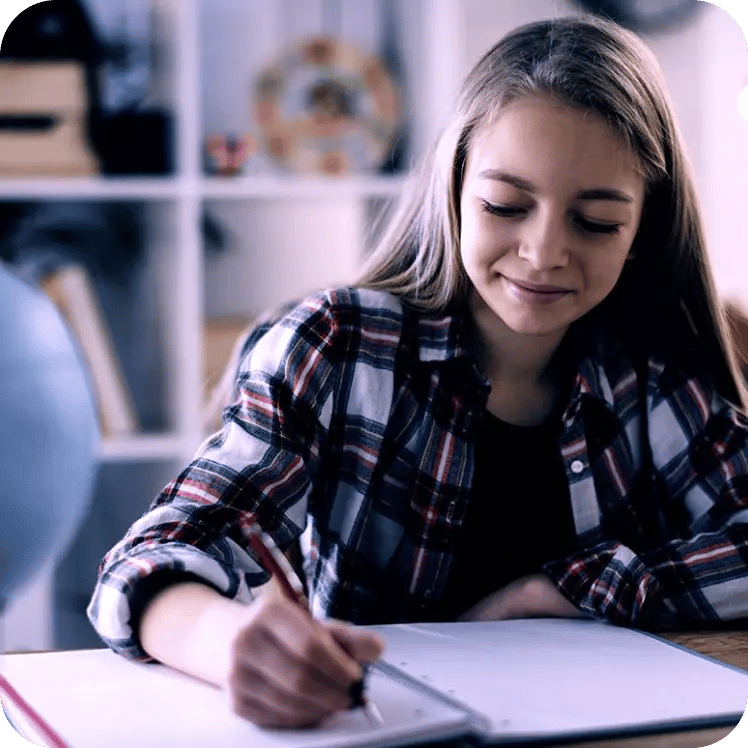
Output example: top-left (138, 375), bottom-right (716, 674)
top-left (460, 210), bottom-right (505, 268)
top-left (458, 223), bottom-right (477, 273)
top-left (584, 252), bottom-right (630, 299)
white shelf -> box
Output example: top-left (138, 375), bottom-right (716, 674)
top-left (201, 174), bottom-right (407, 200)
top-left (97, 433), bottom-right (197, 463)
top-left (0, 174), bottom-right (407, 201)
top-left (0, 177), bottom-right (183, 200)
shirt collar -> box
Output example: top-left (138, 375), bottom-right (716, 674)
top-left (563, 324), bottom-right (623, 420)
top-left (415, 306), bottom-right (478, 362)
top-left (413, 305), bottom-right (624, 416)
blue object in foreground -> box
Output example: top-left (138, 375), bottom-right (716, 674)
top-left (0, 265), bottom-right (99, 614)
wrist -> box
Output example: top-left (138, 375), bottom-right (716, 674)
top-left (523, 574), bottom-right (584, 618)
top-left (140, 581), bottom-right (252, 687)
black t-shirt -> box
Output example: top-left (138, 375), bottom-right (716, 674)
top-left (438, 410), bottom-right (577, 619)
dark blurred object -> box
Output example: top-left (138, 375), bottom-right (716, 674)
top-left (0, 0), bottom-right (104, 62)
top-left (96, 108), bottom-right (174, 175)
top-left (0, 199), bottom-right (165, 436)
top-left (0, 201), bottom-right (143, 279)
top-left (377, 0), bottom-right (407, 174)
top-left (574, 0), bottom-right (700, 33)
top-left (0, 0), bottom-right (105, 170)
top-left (203, 209), bottom-right (228, 254)
top-left (0, 0), bottom-right (173, 176)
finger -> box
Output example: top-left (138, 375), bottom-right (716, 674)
top-left (326, 621), bottom-right (385, 664)
top-left (228, 668), bottom-right (336, 728)
top-left (232, 598), bottom-right (361, 707)
top-left (232, 619), bottom-right (352, 714)
top-left (255, 597), bottom-right (364, 688)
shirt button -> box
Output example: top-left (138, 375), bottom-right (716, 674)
top-left (570, 460), bottom-right (585, 474)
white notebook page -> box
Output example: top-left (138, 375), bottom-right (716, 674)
top-left (1, 648), bottom-right (472, 748)
top-left (371, 618), bottom-right (748, 741)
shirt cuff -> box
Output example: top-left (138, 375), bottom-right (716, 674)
top-left (542, 542), bottom-right (670, 629)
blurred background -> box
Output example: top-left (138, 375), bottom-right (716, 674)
top-left (0, 0), bottom-right (746, 652)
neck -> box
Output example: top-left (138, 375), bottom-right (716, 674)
top-left (469, 292), bottom-right (566, 387)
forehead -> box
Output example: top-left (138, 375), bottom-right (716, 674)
top-left (466, 95), bottom-right (645, 190)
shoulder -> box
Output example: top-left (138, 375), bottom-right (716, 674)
top-left (277, 286), bottom-right (409, 344)
top-left (260, 287), bottom-right (406, 328)
top-left (643, 352), bottom-right (748, 432)
top-left (237, 287), bottom-right (412, 371)
top-left (583, 330), bottom-right (744, 429)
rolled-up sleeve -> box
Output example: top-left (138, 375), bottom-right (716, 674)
top-left (87, 293), bottom-right (339, 658)
top-left (545, 360), bottom-right (748, 629)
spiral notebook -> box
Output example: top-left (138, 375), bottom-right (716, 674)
top-left (2, 619), bottom-right (748, 748)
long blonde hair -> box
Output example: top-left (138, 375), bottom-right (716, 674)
top-left (358, 15), bottom-right (747, 409)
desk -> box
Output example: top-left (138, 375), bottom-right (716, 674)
top-left (547, 630), bottom-right (748, 748)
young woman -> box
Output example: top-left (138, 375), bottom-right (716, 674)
top-left (88, 15), bottom-right (748, 729)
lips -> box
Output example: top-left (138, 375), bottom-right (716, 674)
top-left (508, 278), bottom-right (570, 293)
top-left (503, 276), bottom-right (573, 304)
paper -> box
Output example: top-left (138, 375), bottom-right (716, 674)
top-left (371, 618), bottom-right (748, 741)
top-left (1, 649), bottom-right (470, 748)
top-left (3, 619), bottom-right (748, 747)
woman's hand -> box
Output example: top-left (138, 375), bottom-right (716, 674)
top-left (139, 580), bottom-right (384, 729)
top-left (226, 587), bottom-right (384, 728)
top-left (459, 573), bottom-right (586, 622)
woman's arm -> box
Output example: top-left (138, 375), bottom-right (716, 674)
top-left (542, 361), bottom-right (748, 629)
top-left (87, 294), bottom-right (342, 659)
top-left (139, 581), bottom-right (251, 686)
top-left (139, 580), bottom-right (384, 727)
top-left (458, 573), bottom-right (588, 622)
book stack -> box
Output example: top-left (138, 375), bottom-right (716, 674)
top-left (40, 264), bottom-right (139, 437)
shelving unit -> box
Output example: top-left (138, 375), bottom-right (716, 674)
top-left (1, 0), bottom-right (463, 652)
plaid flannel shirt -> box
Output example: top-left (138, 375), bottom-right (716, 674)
top-left (88, 288), bottom-right (748, 660)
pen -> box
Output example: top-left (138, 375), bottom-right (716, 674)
top-left (247, 524), bottom-right (384, 728)
top-left (0, 672), bottom-right (70, 748)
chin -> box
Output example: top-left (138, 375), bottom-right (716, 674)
top-left (509, 321), bottom-right (570, 338)
top-left (497, 306), bottom-right (573, 337)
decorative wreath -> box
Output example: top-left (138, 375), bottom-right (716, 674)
top-left (573, 0), bottom-right (700, 32)
top-left (253, 35), bottom-right (402, 175)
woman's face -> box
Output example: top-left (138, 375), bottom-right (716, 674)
top-left (459, 94), bottom-right (646, 348)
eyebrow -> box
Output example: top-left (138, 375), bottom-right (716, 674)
top-left (476, 170), bottom-right (634, 203)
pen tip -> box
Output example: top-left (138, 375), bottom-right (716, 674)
top-left (365, 700), bottom-right (385, 728)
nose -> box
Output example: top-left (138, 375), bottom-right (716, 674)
top-left (516, 209), bottom-right (570, 270)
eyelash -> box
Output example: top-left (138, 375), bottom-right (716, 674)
top-left (479, 200), bottom-right (622, 236)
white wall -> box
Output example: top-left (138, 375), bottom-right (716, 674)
top-left (203, 200), bottom-right (365, 317)
top-left (457, 0), bottom-right (570, 81)
top-left (697, 4), bottom-right (748, 305)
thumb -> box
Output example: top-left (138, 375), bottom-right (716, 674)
top-left (326, 621), bottom-right (385, 664)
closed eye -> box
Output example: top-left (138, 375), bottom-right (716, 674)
top-left (574, 215), bottom-right (622, 236)
top-left (480, 200), bottom-right (526, 218)
top-left (480, 199), bottom-right (623, 236)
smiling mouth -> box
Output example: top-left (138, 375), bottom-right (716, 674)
top-left (502, 276), bottom-right (573, 305)
top-left (506, 277), bottom-right (571, 294)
